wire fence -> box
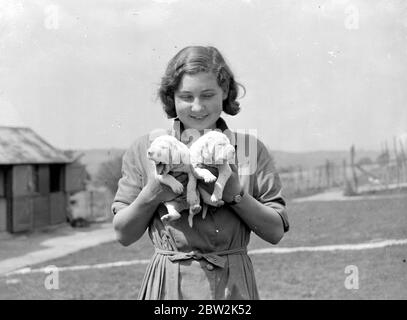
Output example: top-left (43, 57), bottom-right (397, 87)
top-left (280, 146), bottom-right (407, 200)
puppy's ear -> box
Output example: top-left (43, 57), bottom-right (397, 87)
top-left (201, 140), bottom-right (211, 162)
top-left (169, 139), bottom-right (182, 165)
top-left (204, 138), bottom-right (218, 164)
top-left (222, 135), bottom-right (231, 145)
top-left (207, 138), bottom-right (216, 156)
top-left (157, 140), bottom-right (170, 165)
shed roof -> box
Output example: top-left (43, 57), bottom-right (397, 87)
top-left (0, 126), bottom-right (72, 164)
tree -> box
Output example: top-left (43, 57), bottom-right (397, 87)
top-left (93, 154), bottom-right (124, 195)
top-left (376, 152), bottom-right (390, 167)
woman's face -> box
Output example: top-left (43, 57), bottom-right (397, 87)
top-left (174, 72), bottom-right (227, 131)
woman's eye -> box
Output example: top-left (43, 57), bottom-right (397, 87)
top-left (202, 93), bottom-right (214, 99)
top-left (179, 95), bottom-right (193, 101)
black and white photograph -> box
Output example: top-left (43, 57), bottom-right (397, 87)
top-left (0, 0), bottom-right (406, 303)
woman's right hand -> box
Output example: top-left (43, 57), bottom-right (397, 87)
top-left (113, 172), bottom-right (188, 247)
top-left (144, 172), bottom-right (188, 203)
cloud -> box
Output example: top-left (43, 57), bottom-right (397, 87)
top-left (135, 3), bottom-right (171, 28)
top-left (151, 0), bottom-right (180, 3)
top-left (0, 1), bottom-right (26, 43)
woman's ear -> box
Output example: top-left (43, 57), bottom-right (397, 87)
top-left (222, 90), bottom-right (228, 100)
top-left (220, 81), bottom-right (229, 100)
top-left (221, 84), bottom-right (229, 100)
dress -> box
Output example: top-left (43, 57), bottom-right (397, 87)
top-left (111, 118), bottom-right (289, 300)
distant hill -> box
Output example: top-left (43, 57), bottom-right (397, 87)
top-left (271, 150), bottom-right (381, 171)
top-left (75, 148), bottom-right (381, 177)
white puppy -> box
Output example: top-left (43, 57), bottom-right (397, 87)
top-left (189, 131), bottom-right (236, 215)
top-left (147, 135), bottom-right (201, 225)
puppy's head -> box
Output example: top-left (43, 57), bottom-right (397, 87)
top-left (147, 135), bottom-right (182, 175)
top-left (201, 132), bottom-right (235, 165)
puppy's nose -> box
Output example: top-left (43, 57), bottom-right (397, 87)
top-left (147, 150), bottom-right (153, 157)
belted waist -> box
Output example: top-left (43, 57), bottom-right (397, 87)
top-left (155, 247), bottom-right (247, 268)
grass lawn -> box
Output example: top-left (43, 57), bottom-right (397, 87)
top-left (1, 196), bottom-right (406, 299)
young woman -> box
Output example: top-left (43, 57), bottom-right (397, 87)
top-left (112, 46), bottom-right (289, 300)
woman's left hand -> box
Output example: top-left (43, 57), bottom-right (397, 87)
top-left (221, 164), bottom-right (242, 203)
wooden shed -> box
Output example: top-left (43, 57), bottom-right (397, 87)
top-left (0, 126), bottom-right (86, 233)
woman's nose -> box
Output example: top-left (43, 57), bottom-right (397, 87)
top-left (191, 99), bottom-right (204, 112)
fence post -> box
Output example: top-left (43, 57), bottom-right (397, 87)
top-left (90, 190), bottom-right (94, 220)
top-left (399, 140), bottom-right (407, 182)
top-left (393, 136), bottom-right (401, 189)
top-left (350, 145), bottom-right (358, 193)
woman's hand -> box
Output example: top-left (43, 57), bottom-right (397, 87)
top-left (144, 172), bottom-right (188, 203)
top-left (113, 172), bottom-right (187, 247)
top-left (221, 164), bottom-right (242, 203)
top-left (196, 165), bottom-right (242, 203)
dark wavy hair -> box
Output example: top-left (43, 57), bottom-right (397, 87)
top-left (158, 46), bottom-right (244, 118)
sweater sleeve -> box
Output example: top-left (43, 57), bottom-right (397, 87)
top-left (111, 136), bottom-right (146, 215)
top-left (252, 138), bottom-right (289, 232)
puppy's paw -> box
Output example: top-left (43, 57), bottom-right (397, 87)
top-left (210, 188), bottom-right (223, 203)
top-left (170, 181), bottom-right (184, 194)
top-left (190, 204), bottom-right (201, 215)
top-left (188, 213), bottom-right (194, 228)
top-left (202, 172), bottom-right (217, 183)
top-left (210, 194), bottom-right (220, 203)
top-left (187, 190), bottom-right (199, 206)
top-left (201, 205), bottom-right (208, 220)
top-left (213, 200), bottom-right (224, 207)
top-left (161, 207), bottom-right (181, 222)
top-left (161, 214), bottom-right (171, 222)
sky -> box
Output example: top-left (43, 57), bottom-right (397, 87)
top-left (0, 0), bottom-right (406, 152)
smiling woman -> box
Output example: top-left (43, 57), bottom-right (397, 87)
top-left (158, 46), bottom-right (241, 121)
top-left (174, 72), bottom-right (224, 131)
top-left (111, 45), bottom-right (289, 300)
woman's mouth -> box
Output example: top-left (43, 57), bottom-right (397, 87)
top-left (190, 115), bottom-right (208, 120)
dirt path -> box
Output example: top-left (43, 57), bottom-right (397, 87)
top-left (0, 222), bottom-right (115, 275)
top-left (293, 188), bottom-right (407, 203)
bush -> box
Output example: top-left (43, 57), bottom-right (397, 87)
top-left (357, 157), bottom-right (373, 166)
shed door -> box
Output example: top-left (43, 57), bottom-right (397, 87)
top-left (12, 165), bottom-right (34, 196)
top-left (33, 195), bottom-right (50, 228)
top-left (0, 167), bottom-right (5, 197)
top-left (12, 197), bottom-right (33, 232)
top-left (65, 163), bottom-right (87, 193)
top-left (0, 167), bottom-right (6, 232)
top-left (50, 192), bottom-right (66, 225)
top-left (0, 198), bottom-right (6, 232)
